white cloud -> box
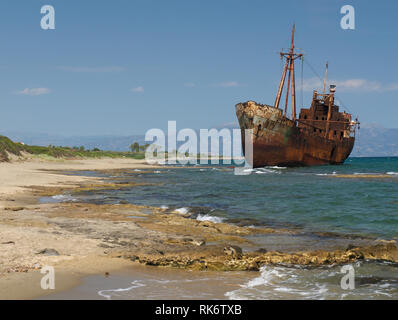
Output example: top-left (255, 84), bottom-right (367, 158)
top-left (302, 77), bottom-right (398, 92)
top-left (215, 81), bottom-right (240, 88)
top-left (57, 66), bottom-right (125, 72)
top-left (131, 86), bottom-right (144, 93)
top-left (15, 88), bottom-right (51, 96)
top-left (184, 82), bottom-right (196, 87)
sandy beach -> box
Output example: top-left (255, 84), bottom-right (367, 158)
top-left (0, 157), bottom-right (162, 299)
top-left (0, 156), bottom-right (262, 299)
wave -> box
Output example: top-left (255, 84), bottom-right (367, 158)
top-left (225, 265), bottom-right (333, 300)
top-left (98, 280), bottom-right (146, 300)
top-left (51, 194), bottom-right (77, 202)
top-left (225, 261), bottom-right (398, 300)
top-left (174, 207), bottom-right (190, 214)
top-left (386, 172), bottom-right (398, 175)
top-left (255, 168), bottom-right (281, 174)
top-left (196, 214), bottom-right (224, 223)
top-left (316, 172), bottom-right (337, 176)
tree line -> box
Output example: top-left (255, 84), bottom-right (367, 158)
top-left (130, 142), bottom-right (150, 153)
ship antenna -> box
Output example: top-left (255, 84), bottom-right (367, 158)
top-left (322, 61), bottom-right (328, 95)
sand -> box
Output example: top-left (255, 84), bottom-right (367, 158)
top-left (0, 157), bottom-right (159, 202)
top-left (0, 156), bottom-right (160, 299)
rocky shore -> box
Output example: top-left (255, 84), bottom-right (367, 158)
top-left (1, 158), bottom-right (398, 298)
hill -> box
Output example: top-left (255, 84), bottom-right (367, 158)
top-left (0, 135), bottom-right (145, 162)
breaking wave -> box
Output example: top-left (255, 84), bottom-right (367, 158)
top-left (51, 194), bottom-right (77, 202)
top-left (196, 214), bottom-right (224, 223)
top-left (174, 207), bottom-right (190, 214)
top-left (98, 280), bottom-right (146, 300)
top-left (225, 262), bottom-right (398, 300)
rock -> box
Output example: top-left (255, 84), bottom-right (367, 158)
top-left (182, 237), bottom-right (205, 246)
top-left (246, 261), bottom-right (260, 271)
top-left (223, 245), bottom-right (243, 258)
top-left (199, 221), bottom-right (213, 228)
top-left (191, 240), bottom-right (206, 246)
top-left (98, 243), bottom-right (114, 248)
top-left (4, 207), bottom-right (24, 211)
top-left (346, 244), bottom-right (357, 251)
top-left (255, 248), bottom-right (268, 254)
top-left (32, 263), bottom-right (41, 269)
top-left (37, 248), bottom-right (59, 256)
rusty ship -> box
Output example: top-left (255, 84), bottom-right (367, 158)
top-left (236, 25), bottom-right (359, 167)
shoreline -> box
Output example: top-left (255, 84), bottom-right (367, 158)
top-left (0, 157), bottom-right (163, 299)
top-left (1, 157), bottom-right (398, 299)
top-left (1, 256), bottom-right (138, 300)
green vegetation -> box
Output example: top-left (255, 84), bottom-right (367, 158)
top-left (0, 135), bottom-right (146, 162)
top-left (130, 142), bottom-right (150, 153)
top-left (0, 136), bottom-right (24, 161)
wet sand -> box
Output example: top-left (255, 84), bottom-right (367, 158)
top-left (0, 256), bottom-right (135, 300)
top-left (41, 264), bottom-right (257, 300)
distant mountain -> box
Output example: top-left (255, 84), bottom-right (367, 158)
top-left (351, 123), bottom-right (398, 157)
top-left (2, 122), bottom-right (398, 157)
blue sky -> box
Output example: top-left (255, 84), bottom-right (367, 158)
top-left (0, 0), bottom-right (397, 135)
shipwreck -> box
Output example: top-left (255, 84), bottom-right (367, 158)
top-left (236, 25), bottom-right (359, 167)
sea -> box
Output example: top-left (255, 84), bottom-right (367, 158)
top-left (44, 157), bottom-right (398, 300)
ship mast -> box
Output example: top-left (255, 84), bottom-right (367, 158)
top-left (274, 24), bottom-right (303, 122)
top-left (322, 61), bottom-right (328, 95)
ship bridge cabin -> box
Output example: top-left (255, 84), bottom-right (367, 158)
top-left (297, 86), bottom-right (353, 141)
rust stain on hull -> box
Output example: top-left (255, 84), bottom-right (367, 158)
top-left (236, 101), bottom-right (355, 168)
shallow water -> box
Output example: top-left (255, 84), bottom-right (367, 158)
top-left (43, 261), bottom-right (398, 300)
top-left (42, 266), bottom-right (256, 300)
top-left (226, 260), bottom-right (398, 300)
top-left (70, 157), bottom-right (398, 240)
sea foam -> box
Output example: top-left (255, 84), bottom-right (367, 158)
top-left (51, 194), bottom-right (77, 202)
top-left (98, 280), bottom-right (146, 300)
top-left (196, 214), bottom-right (224, 223)
top-left (174, 207), bottom-right (190, 214)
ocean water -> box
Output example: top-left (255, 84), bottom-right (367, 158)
top-left (73, 157), bottom-right (398, 240)
top-left (49, 157), bottom-right (398, 300)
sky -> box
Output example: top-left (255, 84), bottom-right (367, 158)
top-left (0, 0), bottom-right (397, 136)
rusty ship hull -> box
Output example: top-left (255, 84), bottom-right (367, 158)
top-left (236, 102), bottom-right (355, 168)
